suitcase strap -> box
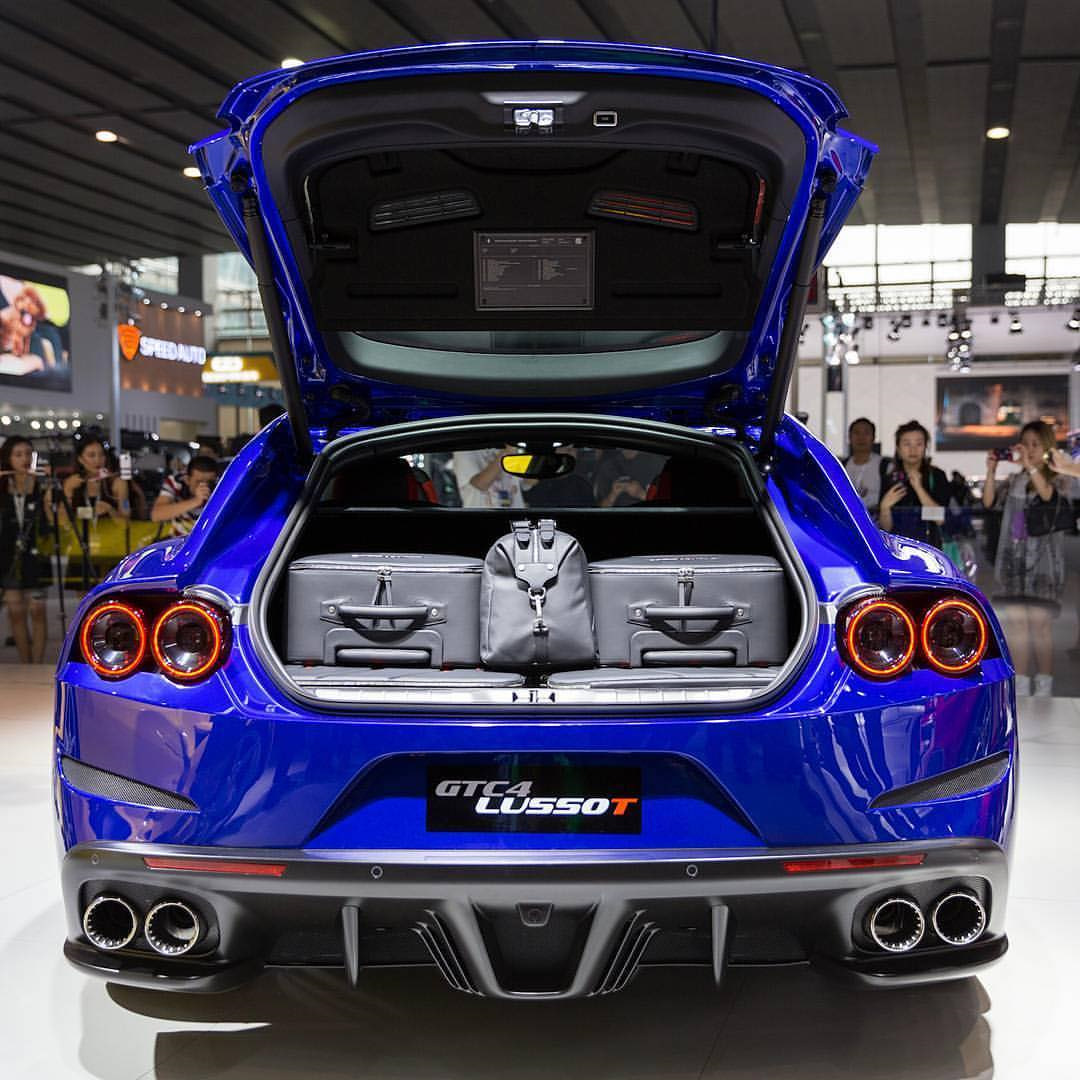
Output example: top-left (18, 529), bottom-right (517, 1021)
top-left (508, 519), bottom-right (562, 651)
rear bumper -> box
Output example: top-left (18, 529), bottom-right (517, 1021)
top-left (62, 838), bottom-right (1008, 998)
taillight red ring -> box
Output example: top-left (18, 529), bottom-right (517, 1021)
top-left (920, 597), bottom-right (988, 674)
top-left (151, 601), bottom-right (227, 682)
top-left (79, 601), bottom-right (147, 679)
top-left (843, 598), bottom-right (917, 678)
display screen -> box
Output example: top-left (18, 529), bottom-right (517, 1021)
top-left (474, 231), bottom-right (594, 311)
top-left (0, 262), bottom-right (72, 391)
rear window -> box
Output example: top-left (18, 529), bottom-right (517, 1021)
top-left (324, 446), bottom-right (751, 511)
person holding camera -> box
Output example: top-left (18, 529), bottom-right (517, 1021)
top-left (151, 455), bottom-right (219, 537)
top-left (982, 421), bottom-right (1067, 697)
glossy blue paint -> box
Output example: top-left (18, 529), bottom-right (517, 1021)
top-left (56, 48), bottom-right (1014, 986)
top-left (190, 41), bottom-right (875, 431)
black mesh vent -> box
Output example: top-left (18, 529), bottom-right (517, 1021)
top-left (61, 756), bottom-right (198, 811)
top-left (869, 751), bottom-right (1009, 810)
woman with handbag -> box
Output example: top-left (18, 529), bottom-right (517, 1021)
top-left (982, 420), bottom-right (1069, 697)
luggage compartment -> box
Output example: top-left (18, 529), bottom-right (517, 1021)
top-left (285, 553), bottom-right (483, 667)
top-left (588, 554), bottom-right (788, 668)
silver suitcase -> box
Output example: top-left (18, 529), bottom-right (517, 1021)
top-left (587, 554), bottom-right (787, 667)
top-left (286, 553), bottom-right (483, 667)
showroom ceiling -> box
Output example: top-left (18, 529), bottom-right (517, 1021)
top-left (2, 0), bottom-right (1080, 266)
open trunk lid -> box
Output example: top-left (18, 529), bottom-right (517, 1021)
top-left (193, 42), bottom-right (874, 448)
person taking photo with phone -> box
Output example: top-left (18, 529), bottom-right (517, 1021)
top-left (983, 420), bottom-right (1068, 697)
top-left (877, 420), bottom-right (951, 547)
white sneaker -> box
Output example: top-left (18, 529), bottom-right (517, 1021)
top-left (1034, 674), bottom-right (1054, 697)
top-left (1015, 674), bottom-right (1031, 697)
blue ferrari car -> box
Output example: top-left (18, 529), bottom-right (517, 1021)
top-left (55, 41), bottom-right (1015, 999)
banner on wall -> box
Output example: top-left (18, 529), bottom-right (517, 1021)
top-left (936, 373), bottom-right (1069, 451)
top-left (0, 263), bottom-right (72, 391)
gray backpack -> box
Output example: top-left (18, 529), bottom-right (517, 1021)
top-left (481, 519), bottom-right (595, 669)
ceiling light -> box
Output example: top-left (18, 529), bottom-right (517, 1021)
top-left (845, 347), bottom-right (861, 365)
top-left (1009, 313), bottom-right (1023, 334)
top-left (44, 420), bottom-right (55, 430)
top-left (887, 328), bottom-right (901, 342)
top-left (986, 126), bottom-right (1011, 140)
top-left (95, 130), bottom-right (119, 143)
top-left (1068, 310), bottom-right (1080, 331)
top-left (29, 420), bottom-right (40, 430)
top-left (280, 57), bottom-right (303, 68)
top-left (142, 297), bottom-right (151, 305)
top-left (194, 310), bottom-right (202, 317)
top-left (58, 420), bottom-right (68, 430)
top-left (0, 416), bottom-right (10, 426)
top-left (72, 419), bottom-right (81, 428)
top-left (182, 166), bottom-right (201, 178)
top-left (160, 302), bottom-right (168, 309)
top-left (177, 306), bottom-right (186, 314)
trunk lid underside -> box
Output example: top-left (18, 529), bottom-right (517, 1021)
top-left (193, 43), bottom-right (874, 437)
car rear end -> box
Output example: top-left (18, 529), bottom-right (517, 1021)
top-left (54, 41), bottom-right (1014, 998)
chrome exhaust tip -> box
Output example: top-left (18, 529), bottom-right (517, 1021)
top-left (144, 900), bottom-right (201, 956)
top-left (82, 895), bottom-right (138, 951)
top-left (867, 896), bottom-right (925, 953)
top-left (931, 891), bottom-right (986, 946)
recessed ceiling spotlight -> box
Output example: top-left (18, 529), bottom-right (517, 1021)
top-left (986, 126), bottom-right (1011, 140)
top-left (160, 301), bottom-right (168, 309)
top-left (280, 57), bottom-right (303, 68)
top-left (177, 306), bottom-right (186, 314)
top-left (142, 297), bottom-right (151, 305)
top-left (1009, 312), bottom-right (1023, 334)
top-left (194, 309), bottom-right (202, 317)
top-left (182, 166), bottom-right (201, 178)
top-left (1067, 310), bottom-right (1080, 331)
top-left (95, 129), bottom-right (119, 143)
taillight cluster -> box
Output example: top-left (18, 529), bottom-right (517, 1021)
top-left (839, 593), bottom-right (990, 679)
top-left (78, 594), bottom-right (229, 683)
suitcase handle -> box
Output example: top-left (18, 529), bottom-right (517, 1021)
top-left (643, 604), bottom-right (735, 622)
top-left (336, 603), bottom-right (431, 621)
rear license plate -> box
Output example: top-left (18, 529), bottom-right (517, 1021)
top-left (426, 765), bottom-right (641, 834)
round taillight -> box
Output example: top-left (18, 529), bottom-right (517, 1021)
top-left (921, 597), bottom-right (988, 674)
top-left (843, 599), bottom-right (916, 678)
top-left (80, 602), bottom-right (147, 679)
top-left (151, 601), bottom-right (227, 682)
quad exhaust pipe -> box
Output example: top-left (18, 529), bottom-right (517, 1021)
top-left (144, 899), bottom-right (201, 956)
top-left (867, 896), bottom-right (925, 953)
top-left (931, 891), bottom-right (986, 947)
top-left (82, 895), bottom-right (138, 951)
top-left (82, 894), bottom-right (202, 956)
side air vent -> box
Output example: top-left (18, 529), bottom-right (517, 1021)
top-left (869, 751), bottom-right (1009, 810)
top-left (61, 756), bottom-right (198, 812)
top-left (369, 190), bottom-right (481, 232)
top-left (588, 190), bottom-right (699, 231)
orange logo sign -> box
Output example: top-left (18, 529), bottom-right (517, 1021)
top-left (117, 323), bottom-right (142, 361)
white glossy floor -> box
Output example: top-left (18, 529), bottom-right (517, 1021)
top-left (2, 667), bottom-right (1077, 1080)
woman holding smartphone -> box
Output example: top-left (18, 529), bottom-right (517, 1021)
top-left (877, 420), bottom-right (951, 546)
top-left (983, 420), bottom-right (1067, 697)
